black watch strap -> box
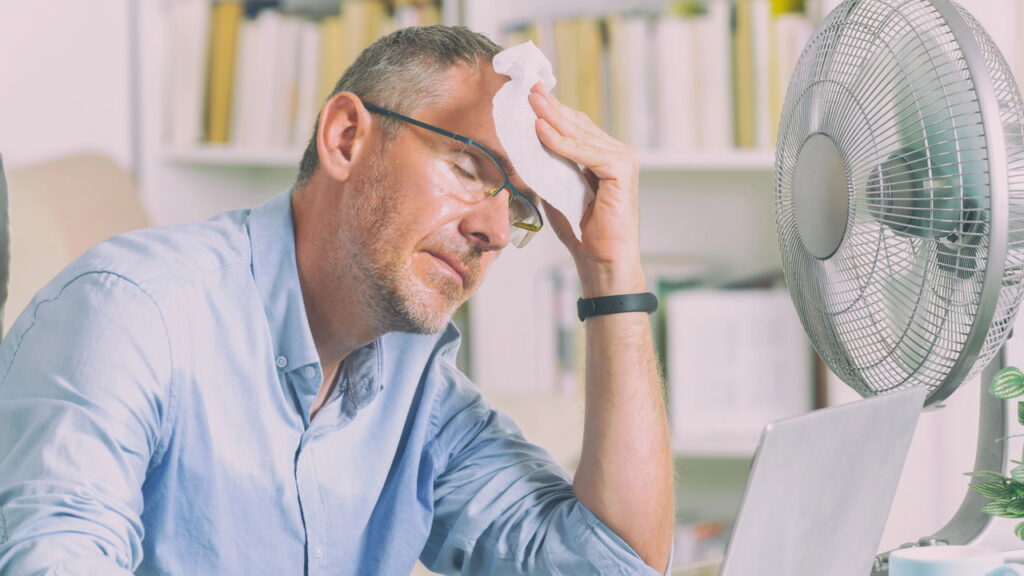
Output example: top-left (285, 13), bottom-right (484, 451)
top-left (577, 292), bottom-right (659, 321)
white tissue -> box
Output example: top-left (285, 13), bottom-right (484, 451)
top-left (492, 41), bottom-right (594, 240)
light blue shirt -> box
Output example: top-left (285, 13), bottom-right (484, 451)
top-left (0, 190), bottom-right (659, 575)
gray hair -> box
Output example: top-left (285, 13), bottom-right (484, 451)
top-left (294, 25), bottom-right (502, 190)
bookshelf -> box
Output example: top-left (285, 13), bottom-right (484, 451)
top-left (134, 0), bottom-right (1024, 568)
top-left (135, 0), bottom-right (455, 228)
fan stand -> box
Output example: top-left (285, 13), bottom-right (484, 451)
top-left (873, 347), bottom-right (1024, 574)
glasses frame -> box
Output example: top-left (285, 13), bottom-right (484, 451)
top-left (362, 102), bottom-right (544, 247)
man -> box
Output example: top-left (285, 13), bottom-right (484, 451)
top-left (0, 26), bottom-right (672, 575)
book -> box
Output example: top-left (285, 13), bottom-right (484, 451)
top-left (267, 15), bottom-right (300, 148)
top-left (318, 15), bottom-right (344, 103)
top-left (654, 11), bottom-right (699, 152)
top-left (280, 0), bottom-right (338, 16)
top-left (769, 12), bottom-right (813, 145)
top-left (166, 0), bottom-right (211, 147)
top-left (645, 258), bottom-right (713, 382)
top-left (205, 0), bottom-right (244, 144)
top-left (771, 0), bottom-right (805, 11)
top-left (341, 0), bottom-right (389, 73)
top-left (231, 9), bottom-right (288, 149)
top-left (292, 19), bottom-right (322, 147)
top-left (229, 15), bottom-right (259, 147)
top-left (553, 266), bottom-right (585, 397)
top-left (553, 18), bottom-right (581, 112)
top-left (732, 0), bottom-right (756, 148)
top-left (751, 0), bottom-right (772, 148)
top-left (503, 24), bottom-right (537, 49)
top-left (666, 287), bottom-right (813, 454)
top-left (576, 17), bottom-right (605, 130)
top-left (607, 12), bottom-right (654, 149)
top-left (394, 1), bottom-right (419, 30)
top-left (606, 13), bottom-right (629, 143)
top-left (697, 0), bottom-right (734, 151)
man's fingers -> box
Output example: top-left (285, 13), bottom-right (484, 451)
top-left (529, 86), bottom-right (637, 180)
top-left (530, 84), bottom-right (589, 138)
top-left (535, 116), bottom-right (628, 175)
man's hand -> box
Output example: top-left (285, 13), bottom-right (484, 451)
top-left (528, 83), bottom-right (674, 573)
top-left (527, 83), bottom-right (646, 298)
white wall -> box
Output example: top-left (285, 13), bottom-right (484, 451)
top-left (0, 1), bottom-right (132, 172)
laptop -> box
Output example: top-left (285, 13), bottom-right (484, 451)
top-left (678, 386), bottom-right (926, 576)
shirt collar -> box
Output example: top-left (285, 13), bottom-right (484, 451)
top-left (248, 189), bottom-right (320, 373)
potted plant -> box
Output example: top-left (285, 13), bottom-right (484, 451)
top-left (968, 367), bottom-right (1024, 539)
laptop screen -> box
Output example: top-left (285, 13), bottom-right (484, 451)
top-left (719, 387), bottom-right (925, 576)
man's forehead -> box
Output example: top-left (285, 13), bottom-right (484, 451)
top-left (421, 61), bottom-right (534, 195)
top-left (423, 61), bottom-right (504, 138)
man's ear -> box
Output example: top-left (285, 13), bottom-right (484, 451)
top-left (316, 92), bottom-right (375, 183)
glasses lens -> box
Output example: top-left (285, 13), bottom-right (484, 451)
top-left (448, 142), bottom-right (543, 248)
top-left (449, 143), bottom-right (505, 201)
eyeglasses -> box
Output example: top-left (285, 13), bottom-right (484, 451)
top-left (362, 102), bottom-right (544, 248)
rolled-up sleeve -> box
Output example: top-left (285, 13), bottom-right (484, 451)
top-left (419, 361), bottom-right (661, 576)
top-left (0, 272), bottom-right (172, 575)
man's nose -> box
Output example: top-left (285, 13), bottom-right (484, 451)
top-left (459, 190), bottom-right (511, 251)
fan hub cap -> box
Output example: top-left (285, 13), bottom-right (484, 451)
top-left (793, 133), bottom-right (849, 260)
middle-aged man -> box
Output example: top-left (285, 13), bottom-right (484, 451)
top-left (0, 25), bottom-right (673, 575)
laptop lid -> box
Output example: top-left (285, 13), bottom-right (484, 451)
top-left (719, 386), bottom-right (926, 576)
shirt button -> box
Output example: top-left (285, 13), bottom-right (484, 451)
top-left (303, 366), bottom-right (317, 379)
top-left (276, 355), bottom-right (288, 368)
top-left (313, 545), bottom-right (324, 559)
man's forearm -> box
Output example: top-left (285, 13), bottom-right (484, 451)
top-left (526, 80), bottom-right (673, 571)
top-left (572, 287), bottom-right (674, 572)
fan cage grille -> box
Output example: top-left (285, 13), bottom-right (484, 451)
top-left (774, 0), bottom-right (1024, 403)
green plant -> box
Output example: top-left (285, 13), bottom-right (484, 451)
top-left (968, 366), bottom-right (1024, 540)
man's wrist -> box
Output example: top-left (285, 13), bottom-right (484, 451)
top-left (578, 264), bottom-right (647, 299)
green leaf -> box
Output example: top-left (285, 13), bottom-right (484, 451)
top-left (1013, 483), bottom-right (1024, 499)
top-left (966, 470), bottom-right (1010, 482)
top-left (971, 482), bottom-right (1015, 499)
top-left (1015, 521), bottom-right (1024, 541)
top-left (982, 500), bottom-right (1024, 518)
top-left (1019, 401), bottom-right (1024, 427)
top-left (1012, 465), bottom-right (1024, 484)
top-left (983, 500), bottom-right (1012, 516)
top-left (1007, 499), bottom-right (1024, 516)
top-left (991, 367), bottom-right (1024, 399)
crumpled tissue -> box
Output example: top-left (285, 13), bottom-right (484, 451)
top-left (492, 41), bottom-right (594, 240)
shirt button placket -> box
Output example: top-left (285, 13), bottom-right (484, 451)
top-left (295, 443), bottom-right (327, 574)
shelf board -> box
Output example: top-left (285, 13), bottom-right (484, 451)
top-left (166, 146), bottom-right (304, 167)
top-left (166, 146), bottom-right (777, 173)
top-left (639, 149), bottom-right (776, 172)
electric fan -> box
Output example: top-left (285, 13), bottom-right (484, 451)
top-left (774, 0), bottom-right (1024, 569)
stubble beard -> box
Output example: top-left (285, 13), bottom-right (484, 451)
top-left (345, 149), bottom-right (476, 335)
